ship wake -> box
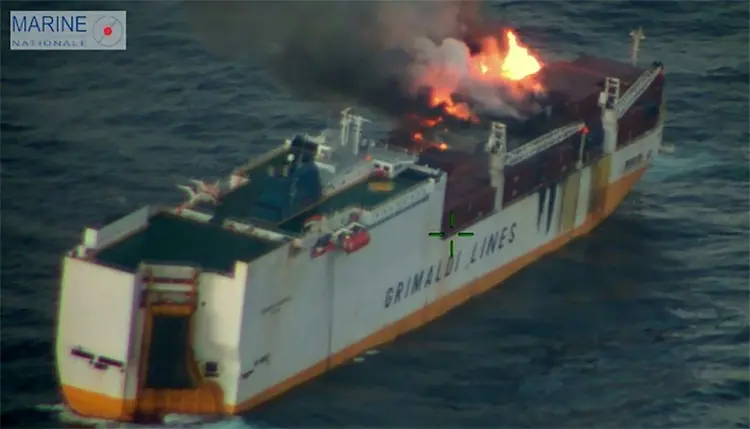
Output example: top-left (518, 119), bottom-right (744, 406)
top-left (34, 403), bottom-right (278, 429)
top-left (34, 404), bottom-right (281, 429)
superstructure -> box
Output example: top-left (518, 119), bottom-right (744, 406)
top-left (55, 28), bottom-right (666, 422)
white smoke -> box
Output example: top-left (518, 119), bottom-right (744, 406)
top-left (409, 38), bottom-right (470, 92)
top-left (467, 81), bottom-right (527, 119)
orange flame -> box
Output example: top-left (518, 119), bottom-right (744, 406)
top-left (421, 117), bottom-right (443, 127)
top-left (427, 90), bottom-right (475, 122)
top-left (473, 31), bottom-right (542, 81)
top-left (409, 29), bottom-right (544, 151)
top-left (419, 29), bottom-right (543, 127)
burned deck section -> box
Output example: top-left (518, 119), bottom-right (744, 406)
top-left (417, 148), bottom-right (493, 233)
top-left (392, 54), bottom-right (663, 153)
top-left (410, 54), bottom-right (665, 234)
top-left (534, 55), bottom-right (664, 149)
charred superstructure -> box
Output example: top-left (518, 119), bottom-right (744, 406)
top-left (405, 43), bottom-right (664, 233)
top-left (55, 29), bottom-right (666, 423)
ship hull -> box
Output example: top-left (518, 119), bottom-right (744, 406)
top-left (56, 123), bottom-right (662, 421)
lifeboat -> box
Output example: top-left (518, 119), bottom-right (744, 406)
top-left (310, 233), bottom-right (335, 258)
top-left (337, 223), bottom-right (371, 254)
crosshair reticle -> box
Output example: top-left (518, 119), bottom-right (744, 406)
top-left (428, 211), bottom-right (474, 257)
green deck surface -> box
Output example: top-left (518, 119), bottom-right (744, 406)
top-left (94, 212), bottom-right (279, 274)
top-left (94, 151), bottom-right (430, 273)
top-left (214, 151), bottom-right (427, 234)
top-left (211, 149), bottom-right (291, 224)
top-left (277, 172), bottom-right (424, 234)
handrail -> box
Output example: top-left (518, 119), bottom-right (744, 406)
top-left (615, 66), bottom-right (663, 118)
top-left (506, 122), bottom-right (585, 166)
top-left (235, 145), bottom-right (289, 175)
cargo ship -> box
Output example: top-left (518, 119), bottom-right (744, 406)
top-left (55, 28), bottom-right (665, 421)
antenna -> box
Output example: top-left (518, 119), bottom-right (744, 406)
top-left (350, 114), bottom-right (371, 156)
top-left (339, 108), bottom-right (352, 147)
top-left (486, 122), bottom-right (507, 156)
top-left (629, 27), bottom-right (646, 66)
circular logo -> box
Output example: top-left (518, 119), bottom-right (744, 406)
top-left (92, 16), bottom-right (124, 47)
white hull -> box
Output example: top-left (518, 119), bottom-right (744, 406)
top-left (55, 124), bottom-right (662, 420)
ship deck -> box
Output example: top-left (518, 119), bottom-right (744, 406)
top-left (193, 147), bottom-right (294, 226)
top-left (93, 148), bottom-right (430, 273)
top-left (204, 157), bottom-right (429, 234)
top-left (93, 212), bottom-right (280, 274)
top-left (276, 169), bottom-right (427, 234)
top-left (221, 148), bottom-right (293, 214)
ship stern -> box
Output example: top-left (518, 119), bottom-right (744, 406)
top-left (55, 255), bottom-right (141, 421)
top-left (56, 248), bottom-right (239, 422)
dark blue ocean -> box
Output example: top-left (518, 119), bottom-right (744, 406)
top-left (1, 1), bottom-right (748, 428)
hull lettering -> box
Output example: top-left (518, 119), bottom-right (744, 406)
top-left (384, 222), bottom-right (517, 309)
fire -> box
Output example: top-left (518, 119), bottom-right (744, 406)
top-left (410, 132), bottom-right (447, 151)
top-left (428, 90), bottom-right (475, 122)
top-left (418, 29), bottom-right (543, 127)
top-left (473, 31), bottom-right (542, 81)
top-left (421, 117), bottom-right (443, 127)
top-left (409, 29), bottom-right (544, 150)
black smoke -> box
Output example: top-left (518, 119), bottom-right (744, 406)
top-left (183, 1), bottom-right (488, 118)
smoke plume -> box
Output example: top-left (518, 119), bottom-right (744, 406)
top-left (184, 1), bottom-right (525, 120)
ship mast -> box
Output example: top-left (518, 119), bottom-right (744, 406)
top-left (339, 108), bottom-right (370, 157)
top-left (339, 108), bottom-right (352, 147)
top-left (485, 122), bottom-right (507, 209)
top-left (349, 114), bottom-right (370, 157)
top-left (629, 27), bottom-right (646, 66)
